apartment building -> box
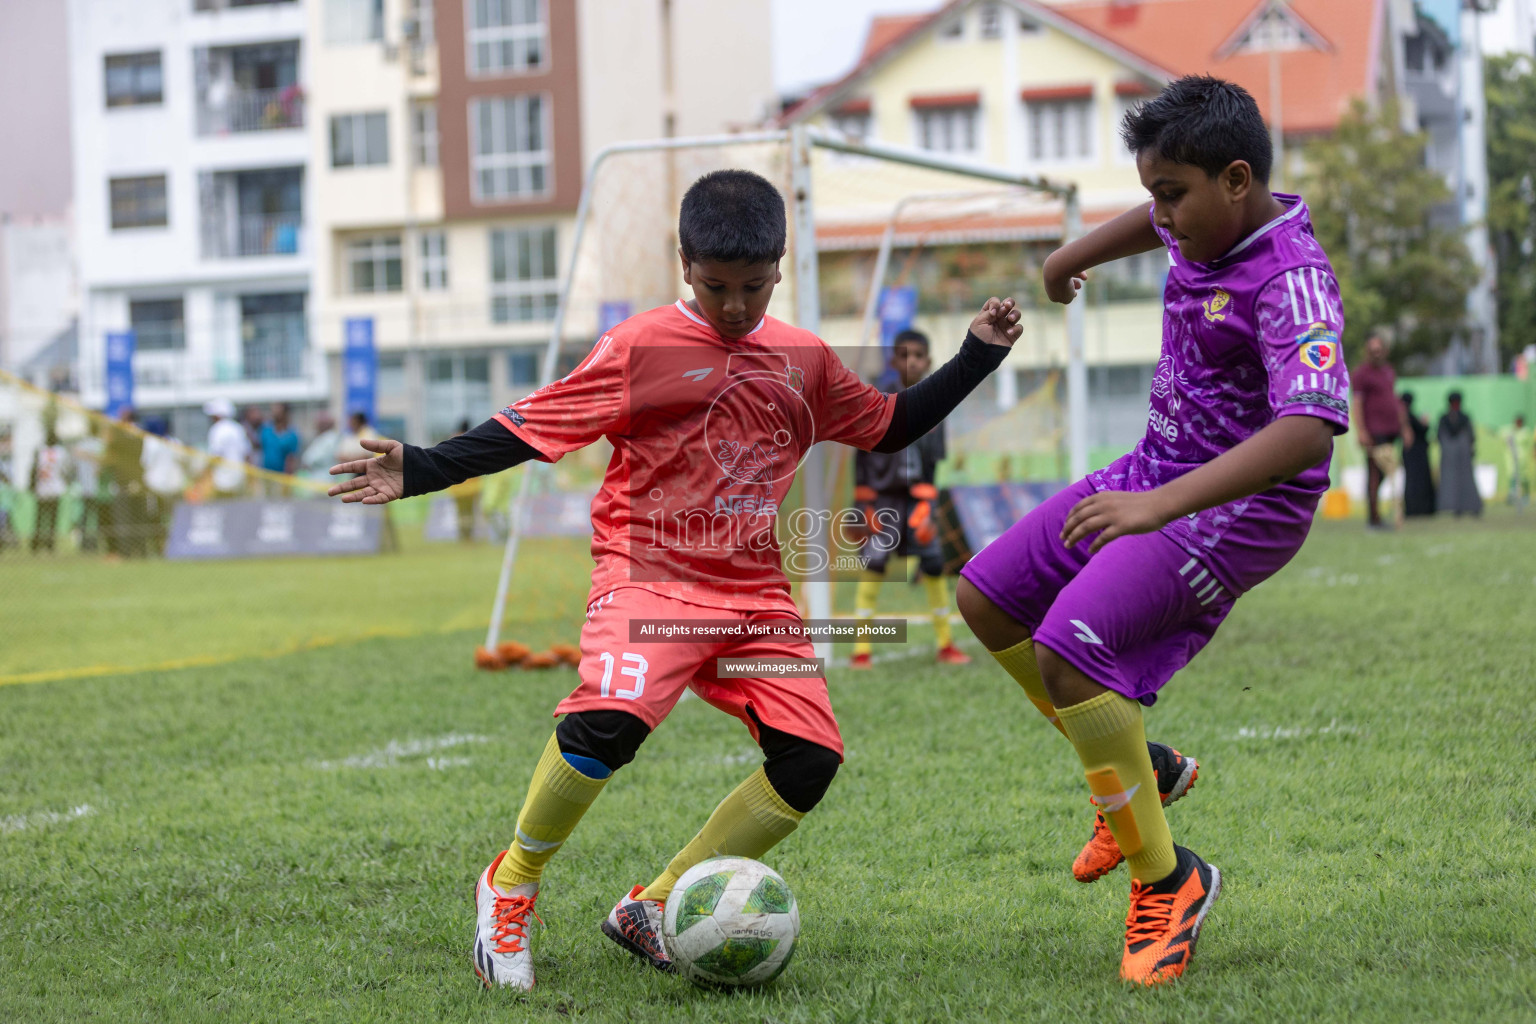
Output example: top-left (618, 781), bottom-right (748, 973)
top-left (68, 0), bottom-right (324, 434)
top-left (308, 0), bottom-right (774, 444)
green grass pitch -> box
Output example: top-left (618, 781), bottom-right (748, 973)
top-left (2, 514), bottom-right (1534, 1022)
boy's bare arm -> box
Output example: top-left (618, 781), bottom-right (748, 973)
top-left (1042, 202), bottom-right (1162, 305)
top-left (1060, 415), bottom-right (1335, 553)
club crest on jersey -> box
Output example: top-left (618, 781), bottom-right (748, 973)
top-left (1297, 323), bottom-right (1339, 371)
top-left (1202, 288), bottom-right (1231, 322)
top-left (715, 440), bottom-right (780, 486)
top-left (787, 366), bottom-right (804, 392)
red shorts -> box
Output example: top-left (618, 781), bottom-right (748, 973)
top-left (553, 587), bottom-right (844, 756)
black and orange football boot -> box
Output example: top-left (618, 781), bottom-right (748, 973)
top-left (1119, 844), bottom-right (1222, 985)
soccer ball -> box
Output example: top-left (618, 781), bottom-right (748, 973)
top-left (661, 856), bottom-right (800, 988)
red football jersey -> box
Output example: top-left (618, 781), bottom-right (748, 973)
top-left (495, 301), bottom-right (896, 612)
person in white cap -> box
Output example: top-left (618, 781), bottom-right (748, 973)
top-left (204, 398), bottom-right (250, 498)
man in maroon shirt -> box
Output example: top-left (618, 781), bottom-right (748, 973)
top-left (1350, 332), bottom-right (1413, 528)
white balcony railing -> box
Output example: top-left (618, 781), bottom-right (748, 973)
top-left (197, 86), bottom-right (304, 135)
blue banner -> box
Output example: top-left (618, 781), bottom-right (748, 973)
top-left (878, 285), bottom-right (918, 352)
top-left (105, 330), bottom-right (135, 417)
top-left (598, 301), bottom-right (632, 336)
top-left (342, 317), bottom-right (376, 426)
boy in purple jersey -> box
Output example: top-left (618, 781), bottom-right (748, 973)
top-left (957, 76), bottom-right (1350, 986)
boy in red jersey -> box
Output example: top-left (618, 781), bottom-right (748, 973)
top-left (330, 170), bottom-right (1023, 990)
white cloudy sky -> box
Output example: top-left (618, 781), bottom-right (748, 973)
top-left (772, 0), bottom-right (938, 94)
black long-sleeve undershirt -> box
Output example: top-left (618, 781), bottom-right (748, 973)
top-left (399, 331), bottom-right (1007, 497)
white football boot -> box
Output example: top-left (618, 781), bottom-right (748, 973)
top-left (472, 851), bottom-right (541, 990)
top-left (599, 884), bottom-right (674, 972)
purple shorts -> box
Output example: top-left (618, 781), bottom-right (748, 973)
top-left (959, 479), bottom-right (1238, 705)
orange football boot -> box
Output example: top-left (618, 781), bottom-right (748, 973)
top-left (1119, 845), bottom-right (1221, 985)
top-left (1073, 742), bottom-right (1198, 883)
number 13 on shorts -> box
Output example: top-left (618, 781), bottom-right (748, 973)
top-left (597, 651), bottom-right (648, 699)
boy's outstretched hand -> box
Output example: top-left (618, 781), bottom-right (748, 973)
top-left (328, 437), bottom-right (406, 504)
top-left (970, 296), bottom-right (1024, 347)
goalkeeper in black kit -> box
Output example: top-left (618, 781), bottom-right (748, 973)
top-left (851, 329), bottom-right (970, 669)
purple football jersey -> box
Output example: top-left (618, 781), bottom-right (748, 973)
top-left (1088, 194), bottom-right (1350, 592)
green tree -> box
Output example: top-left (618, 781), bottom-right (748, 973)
top-left (1302, 99), bottom-right (1476, 366)
top-left (1485, 52), bottom-right (1536, 364)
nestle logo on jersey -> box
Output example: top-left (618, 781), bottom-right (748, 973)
top-left (714, 494), bottom-right (778, 516)
top-left (1148, 407), bottom-right (1179, 441)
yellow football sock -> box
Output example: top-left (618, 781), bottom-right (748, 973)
top-left (853, 572), bottom-right (882, 657)
top-left (493, 733), bottom-right (608, 888)
top-left (1057, 691), bottom-right (1177, 883)
top-left (638, 766), bottom-right (803, 902)
top-left (922, 574), bottom-right (954, 648)
top-left (990, 637), bottom-right (1065, 737)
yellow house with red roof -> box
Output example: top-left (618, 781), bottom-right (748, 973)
top-left (781, 0), bottom-right (1411, 455)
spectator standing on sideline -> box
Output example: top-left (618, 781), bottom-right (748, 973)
top-left (141, 417), bottom-right (188, 553)
top-left (447, 418), bottom-right (483, 542)
top-left (1437, 391), bottom-right (1483, 517)
top-left (72, 420), bottom-right (105, 551)
top-left (1350, 333), bottom-right (1412, 529)
top-left (299, 412), bottom-right (341, 484)
top-left (1500, 415), bottom-right (1531, 512)
top-left (103, 408), bottom-right (147, 556)
top-left (205, 398), bottom-right (251, 498)
top-left (1400, 393), bottom-right (1436, 517)
top-left (336, 411), bottom-right (379, 464)
top-left (241, 406), bottom-right (266, 467)
top-left (29, 428), bottom-right (72, 553)
top-left (259, 403), bottom-right (302, 495)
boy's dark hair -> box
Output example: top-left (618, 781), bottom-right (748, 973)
top-left (892, 328), bottom-right (930, 354)
top-left (679, 170), bottom-right (786, 265)
top-left (1120, 75), bottom-right (1273, 183)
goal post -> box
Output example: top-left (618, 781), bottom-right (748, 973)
top-left (481, 127), bottom-right (1086, 659)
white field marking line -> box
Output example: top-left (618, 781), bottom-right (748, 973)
top-left (1, 803), bottom-right (96, 835)
top-left (1233, 719), bottom-right (1360, 741)
top-left (316, 733), bottom-right (489, 770)
top-left (1300, 566), bottom-right (1362, 586)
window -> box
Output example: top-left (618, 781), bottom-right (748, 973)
top-left (105, 52), bottom-right (162, 107)
top-left (425, 353), bottom-right (492, 440)
top-left (489, 225), bottom-right (558, 322)
top-left (468, 0), bottom-right (546, 76)
top-left (325, 0), bottom-right (384, 44)
top-left (348, 235), bottom-right (403, 293)
top-left (110, 175), bottom-right (168, 229)
top-left (1114, 96), bottom-right (1142, 164)
top-left (471, 94), bottom-right (551, 201)
top-left (331, 112), bottom-right (389, 168)
top-left (130, 298), bottom-right (184, 351)
top-left (939, 17), bottom-right (964, 40)
top-left (508, 347), bottom-right (540, 386)
top-left (915, 106), bottom-right (978, 154)
top-left (411, 101), bottom-right (439, 167)
top-left (830, 110), bottom-right (871, 144)
top-left (378, 354), bottom-right (407, 396)
top-left (240, 292), bottom-right (307, 380)
top-left (407, 0), bottom-right (435, 46)
top-left (1027, 99), bottom-right (1095, 163)
top-left (979, 3), bottom-right (1003, 39)
top-left (420, 230), bottom-right (448, 290)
